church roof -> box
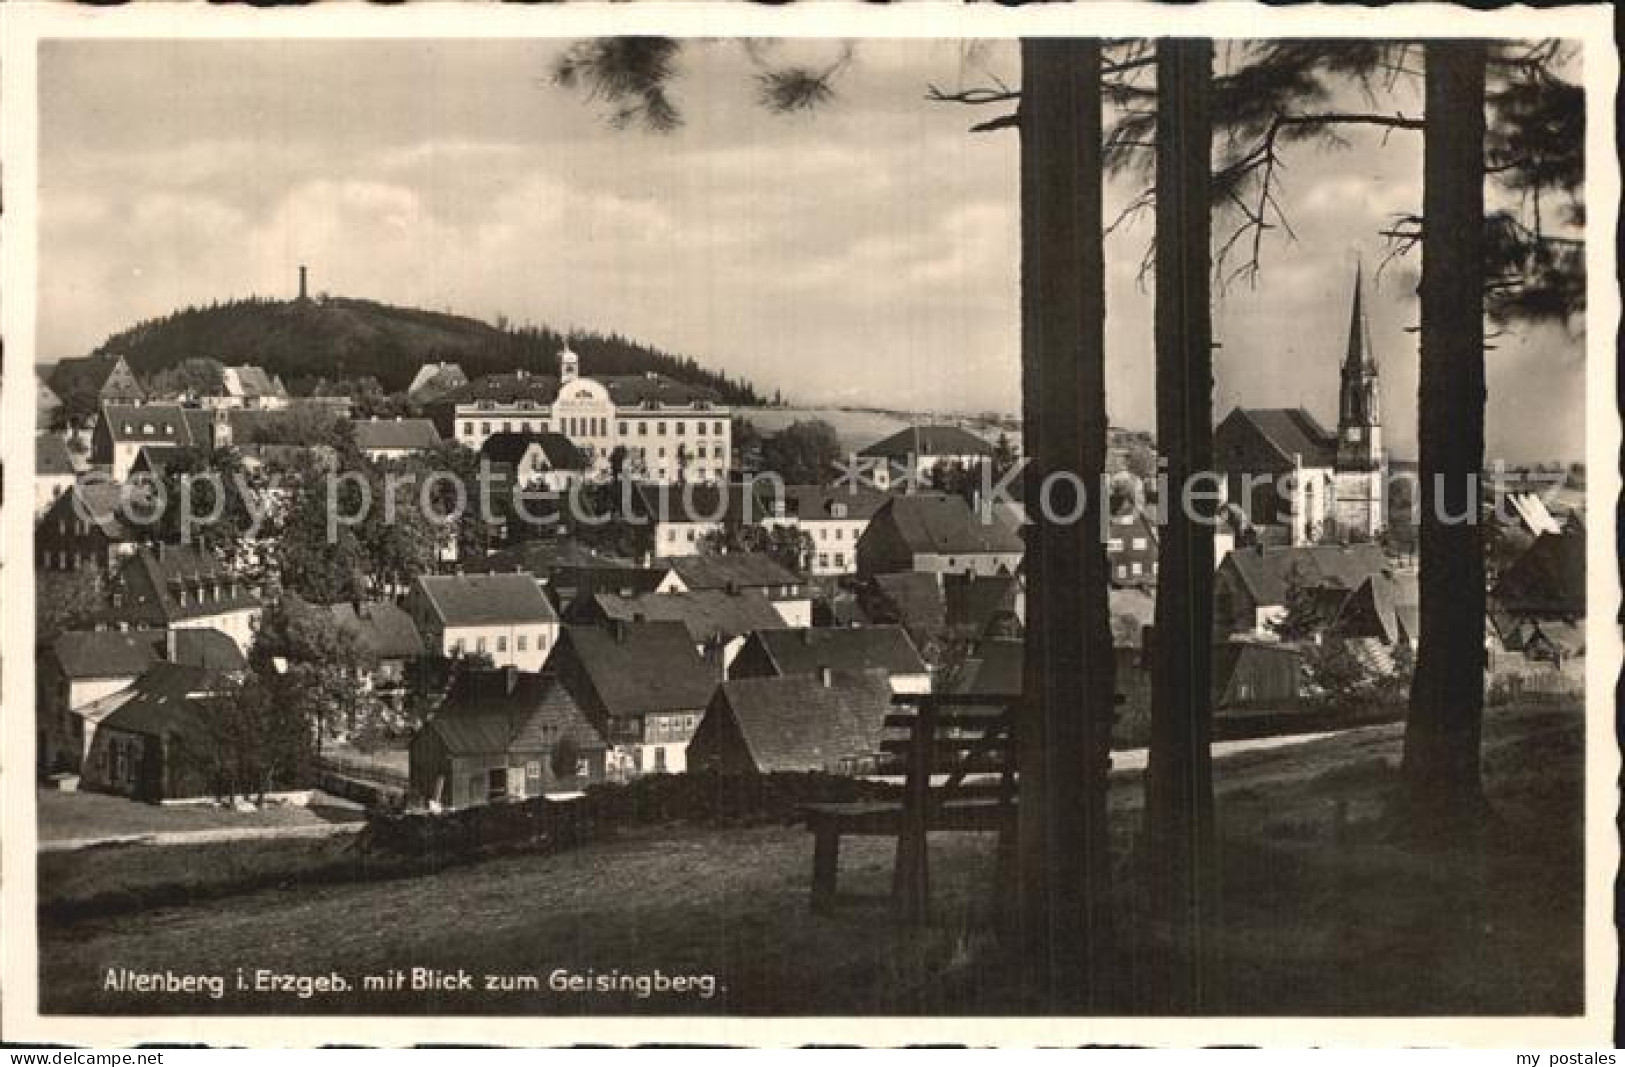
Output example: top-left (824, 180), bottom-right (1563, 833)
top-left (1224, 407), bottom-right (1338, 469)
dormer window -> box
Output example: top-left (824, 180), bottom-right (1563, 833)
top-left (831, 503), bottom-right (847, 519)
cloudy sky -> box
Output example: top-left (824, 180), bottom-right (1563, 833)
top-left (39, 38), bottom-right (1585, 461)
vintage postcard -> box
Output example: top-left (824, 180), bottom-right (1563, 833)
top-left (1, 0), bottom-right (1617, 1048)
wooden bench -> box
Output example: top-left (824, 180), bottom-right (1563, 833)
top-left (801, 693), bottom-right (1018, 922)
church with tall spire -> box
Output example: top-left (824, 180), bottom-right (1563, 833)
top-left (1331, 264), bottom-right (1386, 539)
top-left (1212, 265), bottom-right (1388, 546)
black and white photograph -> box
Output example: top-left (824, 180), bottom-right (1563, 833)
top-left (0, 1), bottom-right (1616, 1047)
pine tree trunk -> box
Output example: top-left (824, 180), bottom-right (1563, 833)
top-left (1015, 37), bottom-right (1116, 1012)
top-left (1144, 36), bottom-right (1217, 1014)
top-left (1402, 41), bottom-right (1489, 840)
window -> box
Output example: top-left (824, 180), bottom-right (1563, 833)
top-left (657, 422), bottom-right (667, 436)
top-left (1132, 537), bottom-right (1147, 551)
top-left (834, 553), bottom-right (846, 568)
top-left (714, 421), bottom-right (724, 436)
top-left (1131, 562), bottom-right (1143, 576)
top-left (526, 761), bottom-right (543, 790)
top-left (818, 553), bottom-right (829, 568)
top-left (1106, 538), bottom-right (1124, 552)
top-left (463, 422), bottom-right (474, 436)
top-left (522, 421), bottom-right (533, 433)
top-left (696, 422), bottom-right (706, 436)
top-left (451, 638), bottom-right (465, 654)
top-left (619, 422), bottom-right (628, 436)
top-left (503, 421), bottom-right (512, 432)
top-left (538, 633), bottom-right (549, 650)
top-left (488, 768), bottom-right (508, 802)
top-left (686, 529), bottom-right (696, 542)
top-left (497, 636), bottom-right (508, 652)
top-left (698, 445), bottom-right (707, 459)
top-left (481, 422), bottom-right (491, 435)
top-left (638, 423), bottom-right (647, 436)
top-left (476, 637), bottom-right (488, 654)
top-left (655, 747), bottom-right (668, 773)
top-left (667, 529), bottom-right (677, 542)
top-left (1116, 564), bottom-right (1127, 579)
top-left (518, 635), bottom-right (528, 651)
top-left (676, 422), bottom-right (685, 437)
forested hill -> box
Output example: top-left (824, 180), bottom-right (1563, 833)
top-left (89, 295), bottom-right (765, 403)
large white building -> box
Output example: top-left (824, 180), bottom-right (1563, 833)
top-left (448, 349), bottom-right (733, 484)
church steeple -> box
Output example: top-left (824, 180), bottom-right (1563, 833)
top-left (1335, 264), bottom-right (1382, 472)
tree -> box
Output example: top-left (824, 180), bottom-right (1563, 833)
top-left (1401, 41), bottom-right (1490, 840)
top-left (699, 521), bottom-right (813, 576)
top-left (145, 446), bottom-right (262, 569)
top-left (251, 594), bottom-right (381, 752)
top-left (35, 568), bottom-right (107, 645)
top-left (1012, 38), bottom-right (1116, 1011)
top-left (273, 475), bottom-right (370, 604)
top-left (759, 419), bottom-right (843, 485)
top-left (1143, 37), bottom-right (1217, 1013)
top-left (145, 357), bottom-right (225, 399)
top-left (191, 672), bottom-right (316, 804)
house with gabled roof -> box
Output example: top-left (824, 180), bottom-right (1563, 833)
top-left (354, 417), bottom-right (443, 461)
top-left (546, 621), bottom-right (718, 777)
top-left (326, 599), bottom-right (426, 694)
top-left (39, 628), bottom-right (244, 774)
top-left (767, 484), bottom-right (891, 576)
top-left (407, 361), bottom-right (469, 406)
top-left (657, 551), bottom-right (811, 625)
top-left (91, 403), bottom-right (215, 480)
top-left (408, 667), bottom-right (607, 808)
top-left (36, 481), bottom-right (142, 572)
top-left (406, 572), bottom-right (560, 671)
top-left (729, 624), bottom-right (931, 695)
top-left (856, 492), bottom-right (1024, 579)
top-left (48, 353), bottom-right (146, 418)
top-left (1213, 542), bottom-right (1389, 638)
top-left (858, 424), bottom-right (994, 491)
top-left (688, 667), bottom-right (894, 776)
top-left (109, 544), bottom-right (263, 653)
top-left (36, 434), bottom-right (78, 519)
top-left (217, 365), bottom-right (290, 410)
top-left (567, 587), bottom-right (785, 674)
top-left (79, 662), bottom-right (234, 801)
top-left (478, 431), bottom-right (588, 491)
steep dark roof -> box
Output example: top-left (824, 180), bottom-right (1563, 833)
top-left (745, 625), bottom-right (928, 678)
top-left (708, 669), bottom-right (893, 773)
top-left (47, 481), bottom-right (135, 539)
top-left (952, 637), bottom-right (1024, 698)
top-left (667, 552), bottom-right (800, 592)
top-left (601, 374), bottom-right (719, 407)
top-left (1225, 408), bottom-right (1337, 469)
top-left (630, 483), bottom-right (765, 526)
top-left (100, 404), bottom-right (200, 446)
top-left (97, 662), bottom-right (219, 738)
top-left (448, 372), bottom-right (560, 406)
top-left (37, 434), bottom-right (76, 478)
top-left (415, 573), bottom-right (557, 627)
top-left (558, 622), bottom-right (718, 715)
top-left (586, 588), bottom-right (785, 646)
top-left (1492, 528), bottom-right (1585, 617)
top-left (225, 365), bottom-right (288, 399)
top-left (479, 431), bottom-right (587, 470)
top-left (115, 545), bottom-right (261, 626)
top-left (1221, 542), bottom-right (1389, 607)
top-left (354, 418), bottom-right (442, 452)
top-left (872, 572), bottom-right (946, 642)
top-left (870, 493), bottom-right (1025, 556)
top-left (426, 669), bottom-right (605, 755)
top-left (48, 628), bottom-right (242, 681)
top-left (467, 541), bottom-right (638, 580)
top-left (1332, 571), bottom-right (1419, 645)
top-left (327, 600), bottom-right (426, 660)
top-left (859, 424), bottom-right (994, 459)
top-left (783, 484), bottom-right (890, 521)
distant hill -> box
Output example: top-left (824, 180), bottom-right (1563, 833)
top-left (88, 295), bottom-right (765, 403)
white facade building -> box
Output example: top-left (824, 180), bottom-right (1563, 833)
top-left (450, 348), bottom-right (733, 484)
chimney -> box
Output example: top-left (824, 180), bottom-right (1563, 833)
top-left (818, 664), bottom-right (832, 688)
top-left (299, 264), bottom-right (308, 300)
